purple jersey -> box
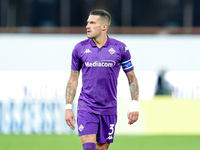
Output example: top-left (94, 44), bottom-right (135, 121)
top-left (71, 36), bottom-right (133, 115)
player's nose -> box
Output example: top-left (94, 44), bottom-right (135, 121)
top-left (86, 23), bottom-right (90, 29)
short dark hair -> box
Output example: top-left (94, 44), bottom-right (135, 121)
top-left (89, 9), bottom-right (111, 26)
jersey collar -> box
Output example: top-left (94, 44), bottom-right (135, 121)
top-left (90, 35), bottom-right (110, 48)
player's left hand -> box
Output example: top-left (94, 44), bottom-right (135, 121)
top-left (127, 110), bottom-right (139, 125)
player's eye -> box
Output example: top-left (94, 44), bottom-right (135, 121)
top-left (86, 21), bottom-right (95, 26)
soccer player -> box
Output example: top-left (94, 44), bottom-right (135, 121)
top-left (65, 9), bottom-right (139, 150)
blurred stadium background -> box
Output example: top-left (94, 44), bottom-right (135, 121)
top-left (0, 0), bottom-right (200, 150)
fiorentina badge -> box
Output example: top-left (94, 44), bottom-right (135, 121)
top-left (79, 124), bottom-right (84, 132)
top-left (108, 48), bottom-right (115, 54)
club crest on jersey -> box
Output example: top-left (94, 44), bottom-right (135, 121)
top-left (108, 48), bottom-right (115, 55)
top-left (79, 124), bottom-right (84, 132)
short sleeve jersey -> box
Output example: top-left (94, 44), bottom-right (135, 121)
top-left (71, 36), bottom-right (134, 115)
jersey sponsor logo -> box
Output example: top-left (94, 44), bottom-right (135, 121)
top-left (121, 59), bottom-right (133, 70)
top-left (79, 124), bottom-right (84, 132)
top-left (84, 49), bottom-right (92, 54)
top-left (125, 46), bottom-right (129, 52)
top-left (108, 48), bottom-right (115, 54)
top-left (85, 60), bottom-right (116, 67)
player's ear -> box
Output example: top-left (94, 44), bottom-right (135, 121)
top-left (102, 24), bottom-right (108, 31)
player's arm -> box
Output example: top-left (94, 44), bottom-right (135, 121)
top-left (65, 69), bottom-right (80, 130)
top-left (125, 70), bottom-right (139, 125)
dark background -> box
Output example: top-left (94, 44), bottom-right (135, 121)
top-left (0, 0), bottom-right (199, 27)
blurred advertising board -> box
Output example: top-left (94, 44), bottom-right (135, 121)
top-left (0, 70), bottom-right (157, 134)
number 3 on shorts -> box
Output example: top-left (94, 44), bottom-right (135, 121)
top-left (108, 124), bottom-right (114, 135)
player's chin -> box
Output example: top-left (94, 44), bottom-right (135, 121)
top-left (87, 34), bottom-right (92, 38)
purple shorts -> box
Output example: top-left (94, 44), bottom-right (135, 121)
top-left (77, 110), bottom-right (117, 143)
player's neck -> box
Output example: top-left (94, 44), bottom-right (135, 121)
top-left (93, 34), bottom-right (107, 48)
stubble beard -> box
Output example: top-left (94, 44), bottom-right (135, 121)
top-left (87, 33), bottom-right (96, 39)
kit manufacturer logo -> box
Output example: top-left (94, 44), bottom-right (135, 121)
top-left (84, 49), bottom-right (92, 54)
top-left (125, 46), bottom-right (129, 52)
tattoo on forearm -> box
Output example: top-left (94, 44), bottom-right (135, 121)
top-left (66, 83), bottom-right (76, 104)
top-left (66, 70), bottom-right (79, 104)
top-left (129, 72), bottom-right (139, 100)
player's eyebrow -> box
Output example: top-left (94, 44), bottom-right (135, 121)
top-left (87, 20), bottom-right (95, 24)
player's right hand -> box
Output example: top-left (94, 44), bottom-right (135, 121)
top-left (65, 109), bottom-right (76, 130)
top-left (127, 110), bottom-right (139, 125)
